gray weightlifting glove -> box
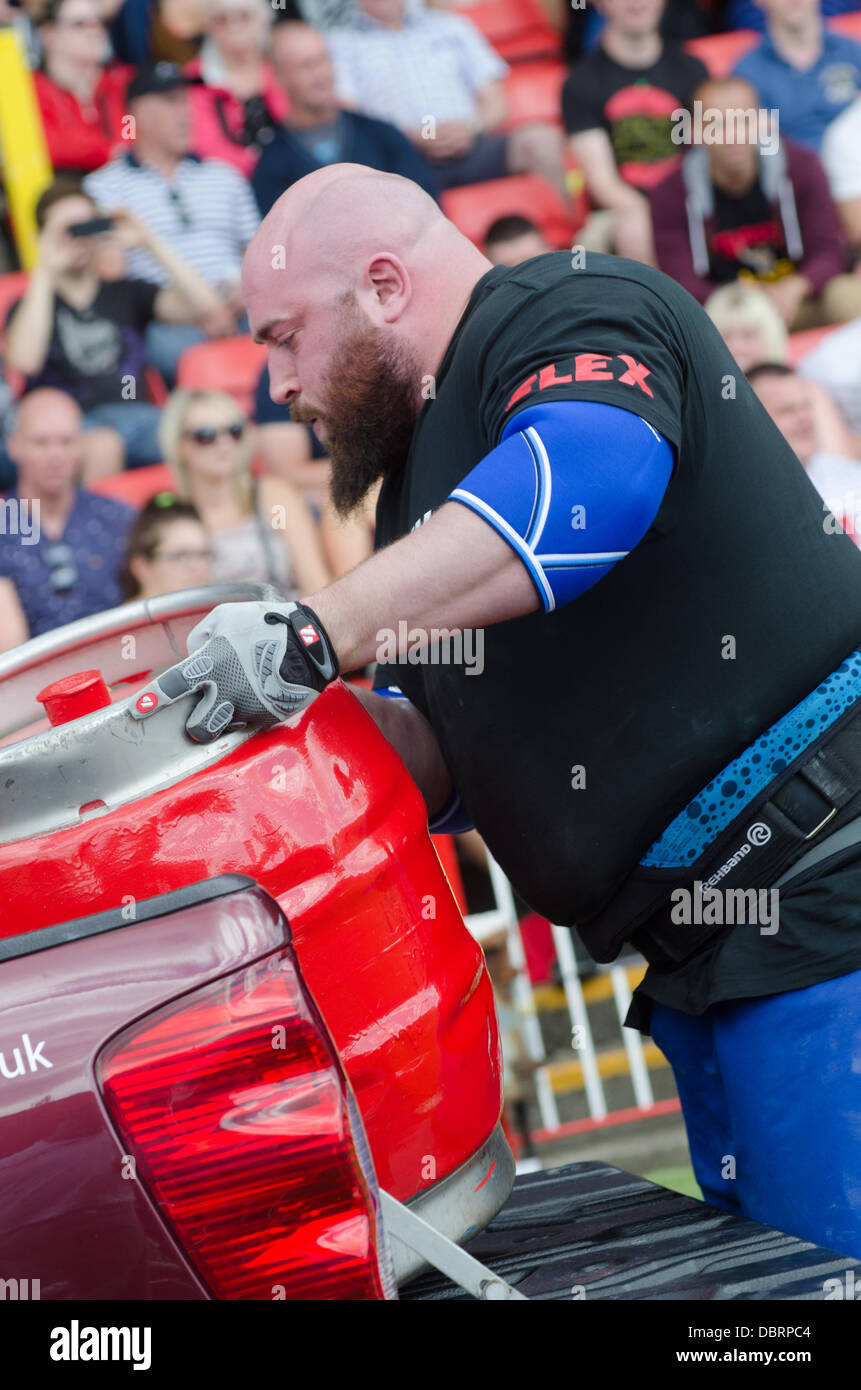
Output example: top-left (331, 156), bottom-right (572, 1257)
top-left (129, 600), bottom-right (339, 742)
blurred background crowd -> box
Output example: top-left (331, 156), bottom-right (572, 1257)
top-left (2, 0), bottom-right (860, 1165)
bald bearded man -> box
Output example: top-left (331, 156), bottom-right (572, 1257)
top-left (133, 164), bottom-right (861, 1260)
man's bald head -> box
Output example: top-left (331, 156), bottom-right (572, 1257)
top-left (8, 389), bottom-right (84, 499)
top-left (242, 165), bottom-right (490, 515)
top-left (246, 164), bottom-right (449, 311)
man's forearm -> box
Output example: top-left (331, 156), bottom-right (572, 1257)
top-left (147, 232), bottom-right (221, 318)
top-left (475, 82), bottom-right (508, 134)
top-left (5, 269), bottom-right (54, 375)
top-left (304, 499), bottom-right (539, 672)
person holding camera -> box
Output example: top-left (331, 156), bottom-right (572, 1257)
top-left (4, 176), bottom-right (220, 469)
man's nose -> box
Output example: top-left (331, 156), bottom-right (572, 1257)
top-left (269, 359), bottom-right (301, 406)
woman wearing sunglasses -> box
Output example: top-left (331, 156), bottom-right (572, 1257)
top-left (122, 494), bottom-right (213, 600)
top-left (159, 388), bottom-right (331, 595)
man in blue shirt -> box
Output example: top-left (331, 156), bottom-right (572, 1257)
top-left (252, 21), bottom-right (439, 216)
top-left (733, 0), bottom-right (861, 150)
top-left (0, 389), bottom-right (134, 651)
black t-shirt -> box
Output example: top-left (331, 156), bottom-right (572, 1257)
top-left (709, 181), bottom-right (795, 284)
top-left (8, 278), bottom-right (159, 413)
top-left (373, 251), bottom-right (861, 1027)
top-left (562, 44), bottom-right (708, 190)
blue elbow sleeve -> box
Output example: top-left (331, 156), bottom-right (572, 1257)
top-left (448, 400), bottom-right (674, 611)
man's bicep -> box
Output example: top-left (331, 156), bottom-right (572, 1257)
top-left (449, 400), bottom-right (674, 612)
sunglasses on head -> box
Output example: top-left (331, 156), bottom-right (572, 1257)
top-left (184, 422), bottom-right (245, 445)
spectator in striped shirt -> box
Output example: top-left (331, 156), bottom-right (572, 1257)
top-left (328, 0), bottom-right (568, 196)
top-left (83, 61), bottom-right (260, 381)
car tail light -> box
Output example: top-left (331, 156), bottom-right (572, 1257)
top-left (98, 948), bottom-right (396, 1300)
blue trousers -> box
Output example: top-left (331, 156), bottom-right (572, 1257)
top-left (83, 401), bottom-right (163, 468)
top-left (650, 968), bottom-right (861, 1260)
top-left (144, 321), bottom-right (207, 387)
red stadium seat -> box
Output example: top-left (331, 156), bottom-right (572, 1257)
top-left (442, 173), bottom-right (577, 250)
top-left (457, 0), bottom-right (561, 65)
top-left (175, 335), bottom-right (267, 416)
top-left (502, 60), bottom-right (566, 130)
top-left (0, 272), bottom-right (30, 397)
top-left (831, 12), bottom-right (861, 41)
top-left (786, 324), bottom-right (842, 367)
top-left (684, 29), bottom-right (758, 78)
top-left (88, 462), bottom-right (177, 507)
top-left (686, 16), bottom-right (861, 81)
top-left (144, 365), bottom-right (169, 406)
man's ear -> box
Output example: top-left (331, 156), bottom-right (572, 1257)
top-left (365, 253), bottom-right (411, 320)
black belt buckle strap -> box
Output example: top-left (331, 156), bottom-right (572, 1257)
top-left (632, 703), bottom-right (861, 966)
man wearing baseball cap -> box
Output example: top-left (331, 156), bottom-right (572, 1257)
top-left (84, 61), bottom-right (261, 378)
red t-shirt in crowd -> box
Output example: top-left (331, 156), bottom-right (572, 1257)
top-left (33, 65), bottom-right (135, 173)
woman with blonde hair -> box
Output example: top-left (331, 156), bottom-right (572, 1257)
top-left (706, 282), bottom-right (859, 459)
top-left (704, 283), bottom-right (789, 374)
top-left (159, 388), bottom-right (331, 596)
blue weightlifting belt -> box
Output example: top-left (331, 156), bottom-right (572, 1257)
top-left (641, 648), bottom-right (861, 869)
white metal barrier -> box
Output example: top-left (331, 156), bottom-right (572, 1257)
top-left (465, 851), bottom-right (655, 1135)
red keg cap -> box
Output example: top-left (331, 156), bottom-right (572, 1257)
top-left (37, 669), bottom-right (112, 726)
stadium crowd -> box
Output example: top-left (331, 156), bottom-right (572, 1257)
top-left (1, 0), bottom-right (861, 650)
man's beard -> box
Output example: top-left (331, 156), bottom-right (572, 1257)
top-left (291, 312), bottom-right (423, 518)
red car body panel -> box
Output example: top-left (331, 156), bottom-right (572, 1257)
top-left (0, 681), bottom-right (502, 1200)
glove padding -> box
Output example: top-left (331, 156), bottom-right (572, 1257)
top-left (129, 600), bottom-right (339, 742)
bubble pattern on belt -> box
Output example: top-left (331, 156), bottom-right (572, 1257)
top-left (641, 649), bottom-right (861, 869)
